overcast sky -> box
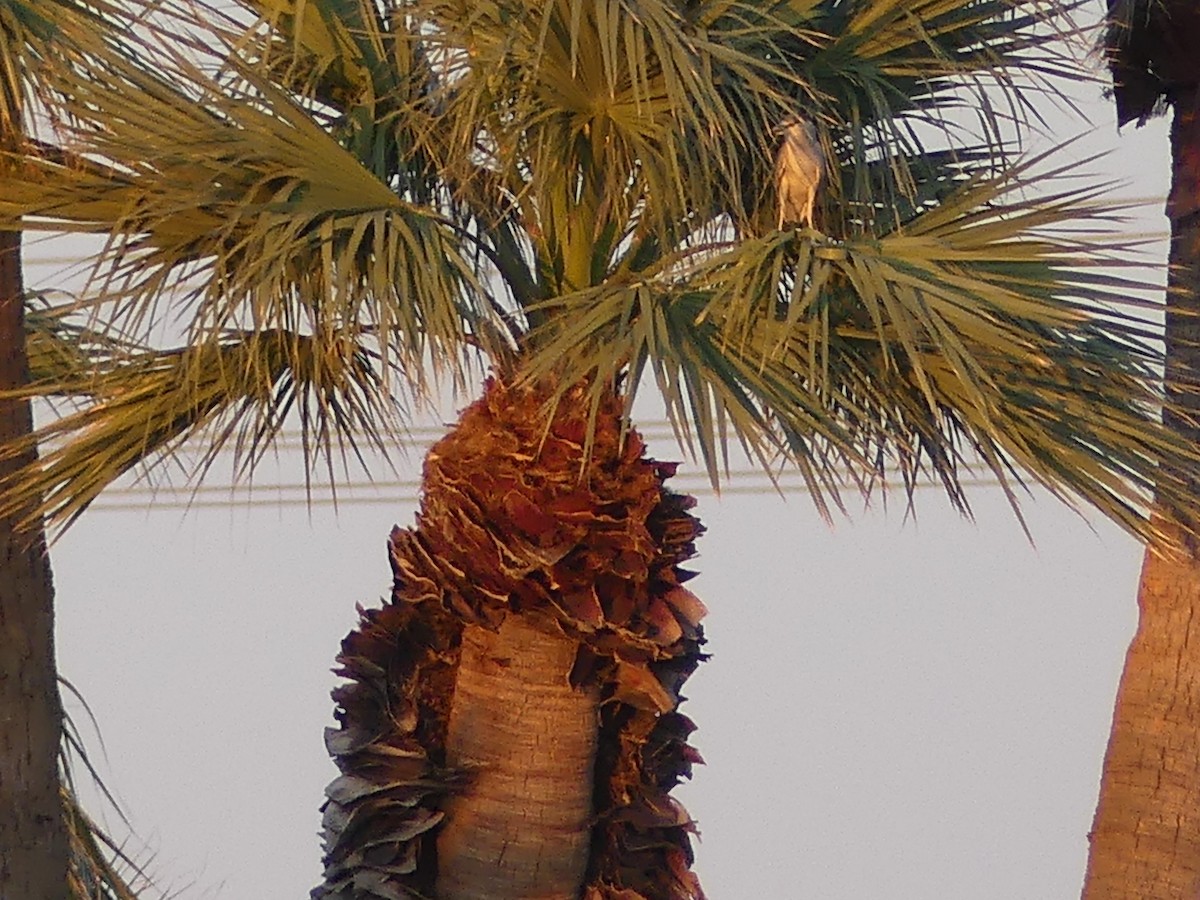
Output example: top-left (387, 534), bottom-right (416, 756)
top-left (24, 10), bottom-right (1179, 898)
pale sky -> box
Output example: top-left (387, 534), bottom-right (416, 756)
top-left (25, 14), bottom-right (1177, 899)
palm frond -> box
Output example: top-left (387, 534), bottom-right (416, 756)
top-left (1102, 0), bottom-right (1194, 126)
top-left (59, 677), bottom-right (162, 900)
top-left (768, 0), bottom-right (1094, 234)
top-left (24, 293), bottom-right (138, 392)
top-left (0, 4), bottom-right (513, 528)
top-left (0, 327), bottom-right (408, 528)
top-left (0, 7), bottom-right (508, 359)
top-left (521, 153), bottom-right (1194, 543)
top-left (1, 0), bottom-right (147, 136)
top-left (3, 0), bottom-right (1194, 544)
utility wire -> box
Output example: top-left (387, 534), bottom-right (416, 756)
top-left (91, 484), bottom-right (1008, 512)
top-left (63, 420), bottom-right (1004, 512)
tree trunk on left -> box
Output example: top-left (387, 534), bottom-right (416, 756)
top-left (0, 200), bottom-right (68, 895)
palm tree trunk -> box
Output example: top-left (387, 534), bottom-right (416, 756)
top-left (435, 617), bottom-right (599, 900)
top-left (1083, 530), bottom-right (1200, 898)
top-left (314, 379), bottom-right (706, 900)
top-left (1082, 86), bottom-right (1200, 900)
top-left (0, 223), bottom-right (67, 896)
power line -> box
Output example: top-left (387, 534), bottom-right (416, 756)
top-left (61, 419), bottom-right (1005, 513)
top-left (89, 474), bottom-right (1006, 512)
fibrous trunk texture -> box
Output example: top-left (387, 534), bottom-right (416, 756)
top-left (0, 226), bottom-right (67, 897)
top-left (314, 379), bottom-right (707, 900)
top-left (1082, 88), bottom-right (1200, 899)
top-left (1083, 529), bottom-right (1200, 898)
top-left (436, 618), bottom-right (598, 900)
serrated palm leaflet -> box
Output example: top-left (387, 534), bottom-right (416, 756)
top-left (314, 378), bottom-right (708, 900)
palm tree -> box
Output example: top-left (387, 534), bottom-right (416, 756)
top-left (4, 1), bottom-right (1200, 897)
top-left (0, 4), bottom-right (121, 897)
top-left (2, 3), bottom-right (158, 896)
top-left (0, 8), bottom-right (67, 895)
top-left (1085, 2), bottom-right (1200, 896)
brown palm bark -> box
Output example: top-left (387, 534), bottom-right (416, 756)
top-left (313, 380), bottom-right (707, 900)
top-left (1084, 525), bottom-right (1200, 898)
top-left (435, 617), bottom-right (598, 900)
top-left (1082, 70), bottom-right (1200, 896)
top-left (0, 166), bottom-right (68, 896)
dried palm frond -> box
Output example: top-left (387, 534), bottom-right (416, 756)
top-left (59, 677), bottom-right (163, 900)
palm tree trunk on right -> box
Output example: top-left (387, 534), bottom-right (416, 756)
top-left (1083, 86), bottom-right (1200, 899)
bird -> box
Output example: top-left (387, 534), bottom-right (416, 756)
top-left (774, 114), bottom-right (826, 230)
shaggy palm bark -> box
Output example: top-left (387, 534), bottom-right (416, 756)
top-left (0, 200), bottom-right (67, 896)
top-left (313, 380), bottom-right (706, 900)
top-left (1083, 80), bottom-right (1200, 899)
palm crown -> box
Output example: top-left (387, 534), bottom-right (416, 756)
top-left (1, 0), bottom-right (1193, 538)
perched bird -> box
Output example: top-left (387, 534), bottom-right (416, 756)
top-left (774, 114), bottom-right (826, 229)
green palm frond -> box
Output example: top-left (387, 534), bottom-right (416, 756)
top-left (1, 45), bottom-right (498, 361)
top-left (521, 153), bottom-right (1191, 541)
top-left (784, 0), bottom-right (1094, 233)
